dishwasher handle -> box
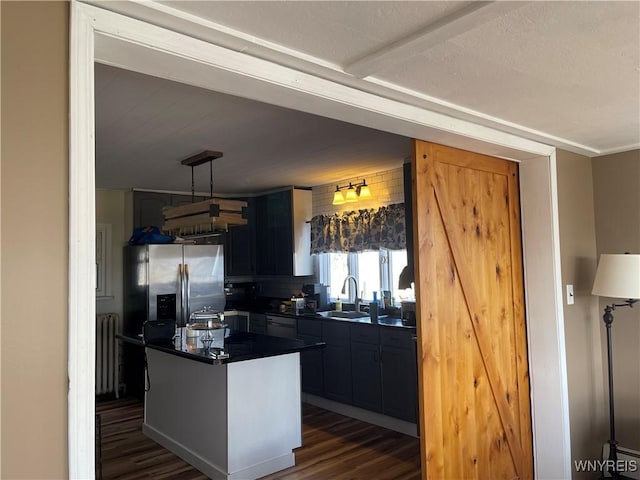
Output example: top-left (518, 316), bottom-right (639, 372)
top-left (267, 320), bottom-right (295, 328)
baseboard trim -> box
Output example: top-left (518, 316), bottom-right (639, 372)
top-left (143, 423), bottom-right (295, 480)
top-left (302, 394), bottom-right (418, 437)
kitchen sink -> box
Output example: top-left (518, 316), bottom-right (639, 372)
top-left (325, 310), bottom-right (370, 319)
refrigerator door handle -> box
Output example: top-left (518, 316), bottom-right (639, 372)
top-left (178, 263), bottom-right (185, 324)
top-left (184, 263), bottom-right (190, 319)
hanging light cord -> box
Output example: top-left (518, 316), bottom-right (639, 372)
top-left (210, 160), bottom-right (214, 198)
top-left (190, 166), bottom-right (195, 203)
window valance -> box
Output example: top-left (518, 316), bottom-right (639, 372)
top-left (310, 203), bottom-right (406, 254)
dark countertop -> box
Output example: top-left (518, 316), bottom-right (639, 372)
top-left (118, 329), bottom-right (325, 365)
top-left (253, 309), bottom-right (416, 330)
top-left (228, 296), bottom-right (416, 330)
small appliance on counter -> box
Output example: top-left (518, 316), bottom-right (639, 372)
top-left (291, 296), bottom-right (306, 315)
top-left (400, 301), bottom-right (417, 326)
top-left (302, 283), bottom-right (329, 312)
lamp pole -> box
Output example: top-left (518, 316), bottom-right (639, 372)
top-left (602, 300), bottom-right (636, 479)
top-left (603, 304), bottom-right (618, 478)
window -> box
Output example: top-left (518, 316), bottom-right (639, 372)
top-left (319, 249), bottom-right (411, 305)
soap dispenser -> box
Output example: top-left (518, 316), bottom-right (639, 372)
top-left (370, 291), bottom-right (379, 323)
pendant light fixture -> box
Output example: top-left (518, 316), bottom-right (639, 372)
top-left (162, 150), bottom-right (248, 236)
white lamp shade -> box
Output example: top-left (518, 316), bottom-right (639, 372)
top-left (592, 254), bottom-right (640, 299)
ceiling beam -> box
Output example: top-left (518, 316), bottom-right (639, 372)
top-left (344, 1), bottom-right (529, 79)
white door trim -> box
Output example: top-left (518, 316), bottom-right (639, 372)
top-left (69, 2), bottom-right (570, 478)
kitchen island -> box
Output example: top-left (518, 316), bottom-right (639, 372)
top-left (141, 330), bottom-right (324, 480)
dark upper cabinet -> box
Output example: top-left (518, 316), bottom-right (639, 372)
top-left (225, 198), bottom-right (255, 277)
top-left (255, 188), bottom-right (312, 276)
top-left (132, 191), bottom-right (207, 229)
top-left (380, 328), bottom-right (418, 423)
top-left (255, 191), bottom-right (286, 274)
top-left (322, 320), bottom-right (352, 404)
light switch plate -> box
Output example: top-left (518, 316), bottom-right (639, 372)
top-left (566, 284), bottom-right (574, 305)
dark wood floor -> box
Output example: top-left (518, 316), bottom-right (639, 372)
top-left (96, 397), bottom-right (421, 480)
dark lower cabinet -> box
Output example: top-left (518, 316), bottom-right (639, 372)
top-left (297, 316), bottom-right (417, 423)
top-left (298, 333), bottom-right (324, 395)
top-left (321, 320), bottom-right (352, 404)
top-left (225, 312), bottom-right (249, 332)
top-left (350, 323), bottom-right (382, 412)
top-left (298, 318), bottom-right (323, 395)
top-left (249, 313), bottom-right (267, 335)
top-left (351, 341), bottom-right (382, 412)
top-left (381, 329), bottom-right (418, 423)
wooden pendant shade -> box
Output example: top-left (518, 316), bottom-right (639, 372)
top-left (162, 151), bottom-right (248, 236)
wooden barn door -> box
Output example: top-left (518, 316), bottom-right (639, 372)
top-left (412, 140), bottom-right (533, 480)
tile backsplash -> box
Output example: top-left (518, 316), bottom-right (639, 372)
top-left (312, 167), bottom-right (405, 217)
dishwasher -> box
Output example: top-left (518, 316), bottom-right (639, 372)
top-left (266, 315), bottom-right (297, 339)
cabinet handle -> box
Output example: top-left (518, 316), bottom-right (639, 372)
top-left (374, 350), bottom-right (379, 363)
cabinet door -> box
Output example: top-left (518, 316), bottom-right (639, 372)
top-left (226, 225), bottom-right (254, 276)
top-left (299, 333), bottom-right (324, 395)
top-left (269, 191), bottom-right (294, 275)
top-left (255, 191), bottom-right (294, 275)
top-left (381, 344), bottom-right (418, 422)
top-left (254, 195), bottom-right (275, 274)
top-left (351, 341), bottom-right (382, 412)
top-left (225, 198), bottom-right (254, 276)
top-left (249, 313), bottom-right (267, 335)
top-left (133, 191), bottom-right (171, 228)
top-left (133, 191), bottom-right (206, 229)
top-left (225, 313), bottom-right (248, 333)
top-left (322, 321), bottom-right (352, 404)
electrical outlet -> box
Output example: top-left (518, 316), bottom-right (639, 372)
top-left (566, 284), bottom-right (574, 305)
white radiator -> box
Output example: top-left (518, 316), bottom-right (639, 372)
top-left (96, 313), bottom-right (121, 397)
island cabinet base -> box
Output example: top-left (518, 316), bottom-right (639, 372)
top-left (143, 349), bottom-right (302, 480)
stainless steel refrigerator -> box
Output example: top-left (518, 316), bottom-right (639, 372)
top-left (122, 243), bottom-right (224, 397)
top-left (123, 244), bottom-right (225, 334)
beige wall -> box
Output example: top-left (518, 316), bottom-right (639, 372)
top-left (1, 2), bottom-right (69, 478)
top-left (556, 150), bottom-right (606, 476)
top-left (592, 149), bottom-right (640, 450)
top-left (96, 189), bottom-right (126, 319)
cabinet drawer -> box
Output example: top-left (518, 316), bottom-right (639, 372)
top-left (349, 323), bottom-right (379, 344)
top-left (380, 328), bottom-right (414, 349)
top-left (297, 317), bottom-right (322, 337)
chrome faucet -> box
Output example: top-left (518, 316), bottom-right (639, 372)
top-left (341, 275), bottom-right (360, 311)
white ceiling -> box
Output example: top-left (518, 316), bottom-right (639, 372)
top-left (94, 0), bottom-right (640, 194)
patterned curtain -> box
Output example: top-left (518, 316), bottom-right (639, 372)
top-left (310, 203), bottom-right (406, 254)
